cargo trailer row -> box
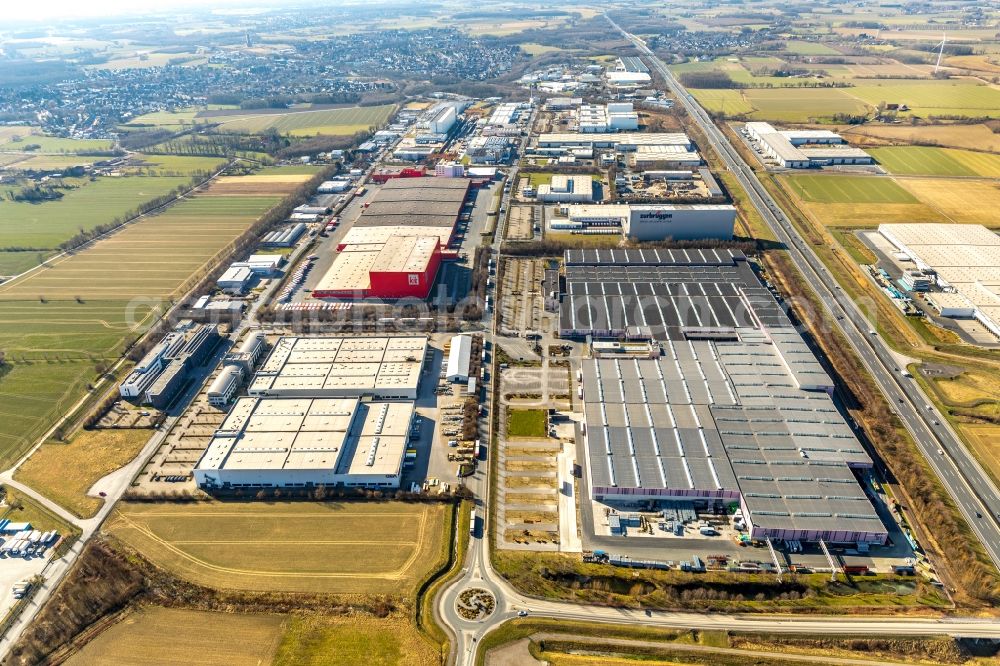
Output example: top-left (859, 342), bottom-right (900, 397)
top-left (0, 530), bottom-right (59, 558)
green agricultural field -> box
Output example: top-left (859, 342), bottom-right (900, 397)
top-left (9, 155), bottom-right (99, 171)
top-left (89, 52), bottom-right (207, 70)
top-left (211, 104), bottom-right (394, 136)
top-left (0, 361), bottom-right (106, 468)
top-left (0, 134), bottom-right (115, 153)
top-left (66, 607), bottom-right (287, 666)
top-left (0, 193), bottom-right (281, 301)
top-left (0, 251), bottom-right (46, 276)
top-left (687, 89), bottom-right (754, 115)
top-left (507, 409), bottom-right (548, 438)
top-left (673, 58), bottom-right (797, 88)
top-left (743, 88), bottom-right (870, 122)
top-left (782, 39), bottom-right (841, 55)
top-left (850, 79), bottom-right (1000, 118)
top-left (0, 176), bottom-right (189, 250)
top-left (274, 616), bottom-right (438, 666)
top-left (520, 43), bottom-right (564, 55)
top-left (106, 501), bottom-right (449, 595)
top-left (125, 154), bottom-right (228, 176)
top-left (688, 87), bottom-right (868, 121)
top-left (0, 126), bottom-right (36, 143)
top-left (782, 174), bottom-right (918, 204)
top-left (0, 168), bottom-right (303, 465)
top-left (869, 146), bottom-right (1000, 178)
top-left (0, 154), bottom-right (28, 168)
top-left (0, 300), bottom-right (163, 466)
top-left (124, 108), bottom-right (200, 127)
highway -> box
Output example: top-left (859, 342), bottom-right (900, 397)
top-left (606, 17), bottom-right (1000, 571)
top-left (432, 88), bottom-right (1000, 665)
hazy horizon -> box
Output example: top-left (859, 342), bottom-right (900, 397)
top-left (4, 0), bottom-right (348, 24)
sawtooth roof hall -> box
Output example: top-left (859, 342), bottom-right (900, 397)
top-left (570, 249), bottom-right (888, 545)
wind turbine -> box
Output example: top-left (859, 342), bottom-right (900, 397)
top-left (934, 33), bottom-right (947, 73)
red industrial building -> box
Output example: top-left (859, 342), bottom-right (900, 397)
top-left (312, 235), bottom-right (442, 300)
top-left (370, 166), bottom-right (426, 184)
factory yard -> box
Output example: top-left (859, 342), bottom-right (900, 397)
top-left (498, 258), bottom-right (546, 335)
top-left (504, 204), bottom-right (537, 240)
top-left (105, 501), bottom-right (449, 594)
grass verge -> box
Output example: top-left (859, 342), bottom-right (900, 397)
top-left (506, 409), bottom-right (547, 438)
top-left (15, 428), bottom-right (152, 519)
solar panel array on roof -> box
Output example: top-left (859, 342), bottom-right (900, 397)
top-left (573, 249), bottom-right (887, 543)
top-left (380, 177), bottom-right (470, 192)
top-left (619, 56), bottom-right (650, 73)
top-left (559, 251), bottom-right (788, 340)
top-left (565, 248), bottom-right (741, 266)
top-left (582, 351), bottom-right (740, 497)
top-left (354, 177), bottom-right (469, 229)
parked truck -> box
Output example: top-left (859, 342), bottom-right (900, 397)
top-left (12, 580), bottom-right (31, 599)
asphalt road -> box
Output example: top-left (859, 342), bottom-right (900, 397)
top-left (0, 227), bottom-right (301, 657)
top-left (605, 19), bottom-right (1000, 569)
top-left (431, 24), bottom-right (1000, 666)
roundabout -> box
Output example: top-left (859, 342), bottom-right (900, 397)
top-left (456, 587), bottom-right (496, 621)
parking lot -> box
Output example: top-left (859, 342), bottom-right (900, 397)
top-left (293, 183), bottom-right (381, 302)
top-left (402, 334), bottom-right (479, 491)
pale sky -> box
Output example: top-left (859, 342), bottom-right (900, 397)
top-left (7, 0), bottom-right (284, 23)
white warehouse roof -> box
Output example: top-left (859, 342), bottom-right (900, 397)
top-left (446, 334), bottom-right (473, 381)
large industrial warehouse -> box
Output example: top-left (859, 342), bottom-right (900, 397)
top-left (537, 132), bottom-right (692, 152)
top-left (248, 336), bottom-right (427, 399)
top-left (352, 177), bottom-right (470, 230)
top-left (879, 223), bottom-right (1000, 340)
top-left (744, 122), bottom-right (872, 168)
top-left (555, 204), bottom-right (736, 241)
top-left (559, 248), bottom-right (773, 341)
top-left (193, 396), bottom-right (413, 489)
top-left (313, 177), bottom-right (469, 300)
top-left (573, 249), bottom-right (887, 544)
top-left (312, 234), bottom-right (443, 299)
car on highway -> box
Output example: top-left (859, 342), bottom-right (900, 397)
top-left (937, 449), bottom-right (944, 455)
top-left (517, 610), bottom-right (528, 617)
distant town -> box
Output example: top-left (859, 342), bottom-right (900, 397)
top-left (0, 2), bottom-right (999, 666)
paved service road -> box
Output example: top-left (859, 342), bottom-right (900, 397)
top-left (606, 17), bottom-right (1000, 571)
top-left (0, 223), bottom-right (300, 657)
top-left (432, 94), bottom-right (1000, 666)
